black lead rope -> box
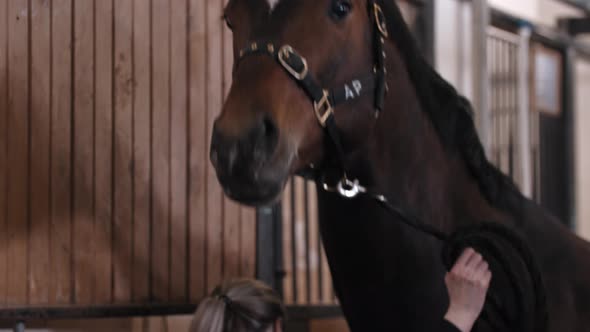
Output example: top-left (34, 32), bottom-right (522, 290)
top-left (369, 193), bottom-right (448, 240)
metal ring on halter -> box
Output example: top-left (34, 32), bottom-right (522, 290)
top-left (337, 178), bottom-right (366, 198)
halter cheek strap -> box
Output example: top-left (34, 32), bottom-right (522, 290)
top-left (233, 1), bottom-right (389, 184)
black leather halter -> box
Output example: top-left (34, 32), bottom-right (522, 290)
top-left (234, 1), bottom-right (389, 189)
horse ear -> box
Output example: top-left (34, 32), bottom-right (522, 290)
top-left (395, 1), bottom-right (419, 27)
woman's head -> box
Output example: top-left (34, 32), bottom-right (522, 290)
top-left (190, 279), bottom-right (285, 332)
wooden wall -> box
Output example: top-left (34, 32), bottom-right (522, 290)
top-left (282, 178), bottom-right (335, 306)
top-left (0, 0), bottom-right (255, 309)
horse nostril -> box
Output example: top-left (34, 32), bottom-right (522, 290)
top-left (262, 116), bottom-right (277, 140)
top-left (252, 116), bottom-right (279, 159)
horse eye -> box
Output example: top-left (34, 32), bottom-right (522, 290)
top-left (330, 0), bottom-right (352, 21)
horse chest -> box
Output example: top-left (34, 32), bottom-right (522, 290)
top-left (317, 194), bottom-right (449, 331)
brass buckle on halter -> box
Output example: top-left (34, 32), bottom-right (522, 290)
top-left (314, 90), bottom-right (334, 127)
top-left (373, 4), bottom-right (388, 38)
top-left (278, 45), bottom-right (309, 80)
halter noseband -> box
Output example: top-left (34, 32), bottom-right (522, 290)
top-left (233, 1), bottom-right (389, 191)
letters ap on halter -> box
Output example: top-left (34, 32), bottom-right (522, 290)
top-left (344, 80), bottom-right (363, 100)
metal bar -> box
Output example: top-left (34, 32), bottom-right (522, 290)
top-left (513, 42), bottom-right (519, 181)
top-left (488, 7), bottom-right (590, 59)
top-left (488, 26), bottom-right (521, 45)
top-left (558, 17), bottom-right (590, 36)
top-left (256, 206), bottom-right (278, 289)
top-left (285, 305), bottom-right (343, 320)
top-left (0, 304), bottom-right (197, 321)
top-left (303, 182), bottom-right (311, 304)
top-left (413, 0), bottom-right (435, 64)
top-left (502, 38), bottom-right (508, 169)
top-left (290, 179), bottom-right (297, 303)
top-left (13, 321), bottom-right (24, 332)
top-left (564, 46), bottom-right (577, 229)
top-left (473, 0), bottom-right (492, 155)
top-left (283, 320), bottom-right (309, 332)
top-left (317, 198), bottom-right (323, 303)
top-left (518, 25), bottom-right (533, 197)
top-left (491, 37), bottom-right (497, 164)
top-left (456, 0), bottom-right (466, 92)
top-left (273, 203), bottom-right (285, 298)
top-left (553, 0), bottom-right (590, 14)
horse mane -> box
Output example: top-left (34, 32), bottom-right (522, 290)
top-left (378, 0), bottom-right (525, 214)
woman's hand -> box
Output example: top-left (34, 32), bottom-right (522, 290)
top-left (443, 248), bottom-right (492, 332)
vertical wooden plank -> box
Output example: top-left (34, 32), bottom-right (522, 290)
top-left (94, 0), bottom-right (114, 304)
top-left (188, 0), bottom-right (207, 302)
top-left (222, 179), bottom-right (241, 281)
top-left (500, 41), bottom-right (508, 174)
top-left (113, 0), bottom-right (133, 303)
top-left (281, 180), bottom-right (293, 304)
top-left (6, 0), bottom-right (29, 305)
top-left (206, 0), bottom-right (224, 291)
top-left (294, 177), bottom-right (307, 304)
top-left (132, 0), bottom-right (150, 303)
top-left (29, 0), bottom-right (51, 305)
top-left (50, 0), bottom-right (72, 304)
top-left (290, 179), bottom-right (297, 303)
top-left (170, 0), bottom-right (188, 301)
top-left (151, 0), bottom-right (170, 301)
top-left (221, 0), bottom-right (232, 100)
top-left (307, 181), bottom-right (319, 304)
top-left (321, 247), bottom-right (332, 304)
top-left (73, 0), bottom-right (96, 304)
top-left (303, 182), bottom-right (311, 303)
top-left (221, 0), bottom-right (240, 280)
top-left (239, 207), bottom-right (256, 277)
top-left (0, 0), bottom-right (8, 305)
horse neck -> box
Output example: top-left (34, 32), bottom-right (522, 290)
top-left (344, 54), bottom-right (501, 232)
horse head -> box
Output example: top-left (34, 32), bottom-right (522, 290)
top-left (210, 0), bottom-right (389, 205)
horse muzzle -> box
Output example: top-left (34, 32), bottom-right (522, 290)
top-left (210, 116), bottom-right (288, 206)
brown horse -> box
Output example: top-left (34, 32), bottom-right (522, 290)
top-left (210, 0), bottom-right (590, 331)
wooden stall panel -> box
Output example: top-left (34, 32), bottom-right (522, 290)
top-left (29, 0), bottom-right (51, 306)
top-left (240, 207), bottom-right (257, 277)
top-left (0, 0), bottom-right (7, 306)
top-left (132, 0), bottom-right (151, 303)
top-left (73, 0), bottom-right (96, 304)
top-left (282, 178), bottom-right (337, 306)
top-left (7, 0), bottom-right (29, 305)
top-left (95, 0), bottom-right (114, 304)
top-left (188, 0), bottom-right (208, 302)
top-left (222, 0), bottom-right (241, 281)
top-left (0, 0), bottom-right (257, 311)
top-left (151, 0), bottom-right (171, 302)
top-left (282, 180), bottom-right (293, 303)
top-left (206, 0), bottom-right (224, 292)
top-left (170, 0), bottom-right (189, 302)
top-left (113, 0), bottom-right (134, 304)
top-left (50, 0), bottom-right (73, 305)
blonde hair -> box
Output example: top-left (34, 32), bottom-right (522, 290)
top-left (190, 279), bottom-right (285, 332)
